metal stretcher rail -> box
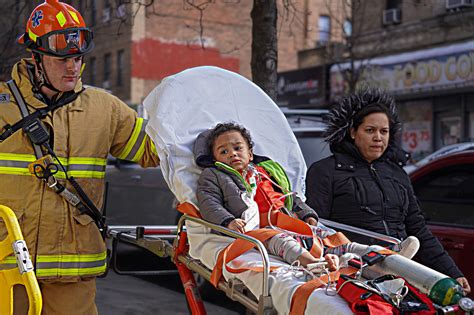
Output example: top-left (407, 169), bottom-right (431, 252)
top-left (107, 214), bottom-right (277, 314)
top-left (319, 219), bottom-right (402, 251)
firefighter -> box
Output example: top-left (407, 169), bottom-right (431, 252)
top-left (0, 0), bottom-right (159, 313)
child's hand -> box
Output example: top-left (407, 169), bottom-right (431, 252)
top-left (324, 254), bottom-right (339, 271)
top-left (226, 218), bottom-right (247, 233)
top-left (305, 217), bottom-right (318, 226)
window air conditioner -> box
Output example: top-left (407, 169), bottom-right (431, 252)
top-left (446, 0), bottom-right (474, 9)
top-left (383, 8), bottom-right (401, 25)
top-left (102, 7), bottom-right (111, 23)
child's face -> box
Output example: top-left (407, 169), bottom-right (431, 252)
top-left (212, 130), bottom-right (253, 172)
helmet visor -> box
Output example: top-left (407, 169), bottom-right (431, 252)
top-left (39, 28), bottom-right (93, 57)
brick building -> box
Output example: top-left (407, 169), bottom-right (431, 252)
top-left (0, 0), bottom-right (348, 109)
top-left (71, 0), bottom-right (348, 106)
top-left (301, 0), bottom-right (474, 160)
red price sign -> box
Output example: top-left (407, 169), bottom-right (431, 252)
top-left (402, 127), bottom-right (431, 152)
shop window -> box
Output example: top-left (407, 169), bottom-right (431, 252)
top-left (318, 15), bottom-right (331, 45)
top-left (399, 100), bottom-right (433, 162)
top-left (439, 116), bottom-right (462, 146)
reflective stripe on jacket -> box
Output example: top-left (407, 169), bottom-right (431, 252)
top-left (0, 59), bottom-right (159, 281)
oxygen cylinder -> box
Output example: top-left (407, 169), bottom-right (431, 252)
top-left (362, 246), bottom-right (465, 306)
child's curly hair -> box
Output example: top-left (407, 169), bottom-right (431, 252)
top-left (208, 122), bottom-right (254, 154)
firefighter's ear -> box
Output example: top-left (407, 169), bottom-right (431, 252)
top-left (249, 150), bottom-right (253, 161)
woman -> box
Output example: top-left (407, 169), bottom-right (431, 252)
top-left (305, 88), bottom-right (470, 294)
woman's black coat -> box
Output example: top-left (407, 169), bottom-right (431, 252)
top-left (305, 141), bottom-right (463, 279)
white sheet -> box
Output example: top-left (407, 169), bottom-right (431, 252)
top-left (143, 66), bottom-right (352, 314)
top-left (143, 66), bottom-right (306, 207)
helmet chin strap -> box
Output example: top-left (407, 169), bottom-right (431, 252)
top-left (32, 52), bottom-right (62, 95)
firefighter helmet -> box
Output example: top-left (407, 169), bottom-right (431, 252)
top-left (17, 0), bottom-right (94, 57)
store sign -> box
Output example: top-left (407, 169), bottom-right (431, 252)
top-left (277, 66), bottom-right (326, 108)
top-left (330, 41), bottom-right (474, 97)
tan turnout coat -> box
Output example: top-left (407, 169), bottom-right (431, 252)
top-left (0, 59), bottom-right (159, 282)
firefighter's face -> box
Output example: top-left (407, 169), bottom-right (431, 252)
top-left (41, 55), bottom-right (82, 94)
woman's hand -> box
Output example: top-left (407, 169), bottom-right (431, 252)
top-left (226, 218), bottom-right (246, 233)
top-left (456, 277), bottom-right (471, 295)
top-left (305, 217), bottom-right (318, 226)
top-left (324, 254), bottom-right (339, 271)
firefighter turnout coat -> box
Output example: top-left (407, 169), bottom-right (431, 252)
top-left (0, 59), bottom-right (159, 282)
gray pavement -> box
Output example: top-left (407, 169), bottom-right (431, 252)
top-left (96, 270), bottom-right (246, 314)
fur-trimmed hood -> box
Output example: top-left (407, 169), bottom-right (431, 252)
top-left (325, 88), bottom-right (401, 152)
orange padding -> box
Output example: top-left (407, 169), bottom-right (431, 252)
top-left (210, 228), bottom-right (282, 287)
top-left (289, 266), bottom-right (358, 315)
top-left (209, 213), bottom-right (351, 287)
top-left (177, 202), bottom-right (202, 218)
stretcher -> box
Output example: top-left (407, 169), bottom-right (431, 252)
top-left (107, 66), bottom-right (472, 314)
top-left (0, 204), bottom-right (42, 315)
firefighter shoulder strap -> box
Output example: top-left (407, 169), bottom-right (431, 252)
top-left (6, 80), bottom-right (106, 237)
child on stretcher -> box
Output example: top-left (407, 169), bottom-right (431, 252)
top-left (194, 122), bottom-right (417, 275)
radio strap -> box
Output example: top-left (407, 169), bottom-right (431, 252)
top-left (6, 80), bottom-right (106, 237)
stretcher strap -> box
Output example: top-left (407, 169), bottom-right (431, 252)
top-left (210, 228), bottom-right (281, 287)
top-left (210, 219), bottom-right (350, 288)
top-left (177, 202), bottom-right (202, 219)
top-left (209, 214), bottom-right (321, 288)
top-left (289, 266), bottom-right (358, 315)
top-left (273, 212), bottom-right (350, 258)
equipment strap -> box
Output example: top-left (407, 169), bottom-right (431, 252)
top-left (1, 81), bottom-right (79, 144)
top-left (6, 80), bottom-right (43, 158)
top-left (6, 80), bottom-right (106, 237)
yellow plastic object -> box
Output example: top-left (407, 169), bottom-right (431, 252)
top-left (0, 205), bottom-right (42, 315)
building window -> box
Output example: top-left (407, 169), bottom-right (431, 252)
top-left (90, 0), bottom-right (96, 26)
top-left (78, 0), bottom-right (85, 16)
top-left (386, 0), bottom-right (401, 9)
top-left (89, 57), bottom-right (96, 86)
top-left (343, 19), bottom-right (352, 37)
top-left (117, 50), bottom-right (124, 86)
top-left (318, 15), bottom-right (331, 44)
top-left (103, 53), bottom-right (111, 89)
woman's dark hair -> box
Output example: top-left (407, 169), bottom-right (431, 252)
top-left (352, 103), bottom-right (396, 131)
top-left (325, 87), bottom-right (401, 147)
top-left (207, 122), bottom-right (254, 153)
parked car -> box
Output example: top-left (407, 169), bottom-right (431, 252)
top-left (404, 142), bottom-right (474, 174)
top-left (410, 149), bottom-right (474, 290)
top-left (282, 108), bottom-right (331, 166)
